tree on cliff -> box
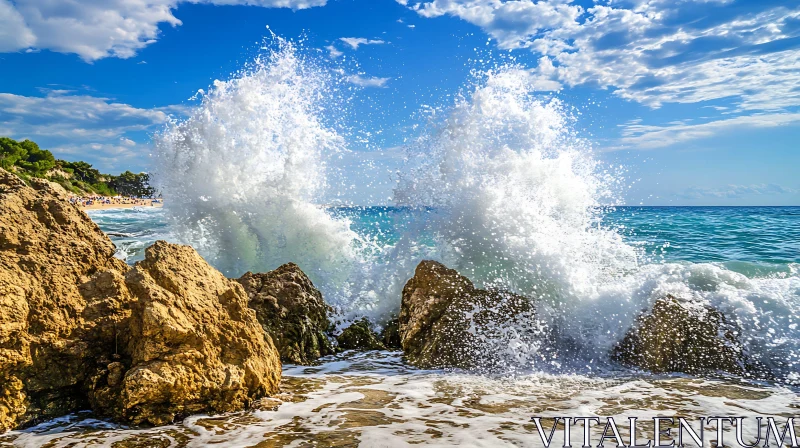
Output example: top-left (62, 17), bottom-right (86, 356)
top-left (0, 137), bottom-right (155, 197)
top-left (0, 137), bottom-right (56, 176)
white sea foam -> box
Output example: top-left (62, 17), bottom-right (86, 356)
top-left (7, 353), bottom-right (797, 447)
top-left (152, 38), bottom-right (381, 313)
top-left (151, 40), bottom-right (799, 380)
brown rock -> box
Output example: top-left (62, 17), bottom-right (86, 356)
top-left (0, 169), bottom-right (131, 431)
top-left (612, 295), bottom-right (746, 375)
top-left (238, 264), bottom-right (335, 365)
top-left (0, 169), bottom-right (282, 430)
top-left (91, 242), bottom-right (282, 426)
top-left (399, 260), bottom-right (540, 369)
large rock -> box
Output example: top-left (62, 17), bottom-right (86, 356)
top-left (0, 168), bottom-right (282, 430)
top-left (90, 242), bottom-right (282, 426)
top-left (0, 169), bottom-right (132, 431)
top-left (238, 264), bottom-right (335, 365)
top-left (612, 295), bottom-right (746, 375)
top-left (399, 260), bottom-right (540, 369)
top-left (337, 318), bottom-right (385, 351)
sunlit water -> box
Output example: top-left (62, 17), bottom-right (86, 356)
top-left (7, 39), bottom-right (798, 446)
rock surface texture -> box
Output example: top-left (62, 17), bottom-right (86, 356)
top-left (91, 242), bottom-right (282, 426)
top-left (337, 318), bottom-right (386, 351)
top-left (238, 264), bottom-right (335, 365)
top-left (612, 295), bottom-right (748, 375)
top-left (0, 169), bottom-right (131, 430)
top-left (399, 260), bottom-right (540, 369)
top-left (0, 169), bottom-right (281, 431)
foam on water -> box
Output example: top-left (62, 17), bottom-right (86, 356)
top-left (149, 39), bottom-right (800, 380)
top-left (5, 353), bottom-right (798, 447)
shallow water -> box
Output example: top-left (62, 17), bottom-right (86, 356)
top-left (4, 352), bottom-right (798, 447)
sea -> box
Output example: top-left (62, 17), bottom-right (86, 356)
top-left (3, 39), bottom-right (798, 447)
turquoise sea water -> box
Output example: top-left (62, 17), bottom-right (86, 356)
top-left (90, 206), bottom-right (800, 270)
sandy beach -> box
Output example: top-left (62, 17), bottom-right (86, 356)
top-left (71, 196), bottom-right (164, 211)
top-left (79, 201), bottom-right (163, 211)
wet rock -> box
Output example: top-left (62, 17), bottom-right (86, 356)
top-left (238, 264), bottom-right (335, 365)
top-left (0, 169), bottom-right (132, 431)
top-left (91, 242), bottom-right (282, 426)
top-left (380, 316), bottom-right (402, 350)
top-left (399, 260), bottom-right (539, 369)
top-left (612, 295), bottom-right (746, 375)
top-left (337, 318), bottom-right (386, 351)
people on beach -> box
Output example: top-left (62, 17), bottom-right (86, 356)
top-left (69, 195), bottom-right (163, 209)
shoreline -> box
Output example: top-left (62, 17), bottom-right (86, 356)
top-left (80, 202), bottom-right (163, 211)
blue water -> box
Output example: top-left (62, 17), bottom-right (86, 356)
top-left (90, 206), bottom-right (800, 271)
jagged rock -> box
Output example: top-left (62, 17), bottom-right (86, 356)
top-left (380, 316), bottom-right (402, 350)
top-left (238, 264), bottom-right (335, 365)
top-left (0, 169), bottom-right (132, 431)
top-left (612, 295), bottom-right (746, 375)
top-left (399, 260), bottom-right (540, 369)
top-left (0, 169), bottom-right (282, 431)
top-left (337, 318), bottom-right (386, 351)
top-left (90, 241), bottom-right (282, 426)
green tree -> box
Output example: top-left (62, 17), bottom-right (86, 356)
top-left (110, 171), bottom-right (155, 197)
top-left (0, 137), bottom-right (28, 170)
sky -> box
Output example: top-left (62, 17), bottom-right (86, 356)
top-left (0, 0), bottom-right (798, 206)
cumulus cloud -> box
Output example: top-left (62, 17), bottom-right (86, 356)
top-left (403, 0), bottom-right (800, 112)
top-left (346, 75), bottom-right (390, 88)
top-left (339, 37), bottom-right (386, 50)
top-left (0, 0), bottom-right (35, 51)
top-left (0, 0), bottom-right (327, 62)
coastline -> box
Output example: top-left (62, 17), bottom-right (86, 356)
top-left (80, 201), bottom-right (163, 211)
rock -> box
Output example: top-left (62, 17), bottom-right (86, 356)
top-left (91, 242), bottom-right (282, 426)
top-left (337, 318), bottom-right (386, 351)
top-left (237, 264), bottom-right (335, 365)
top-left (0, 168), bottom-right (282, 430)
top-left (612, 295), bottom-right (746, 375)
top-left (380, 316), bottom-right (402, 350)
top-left (0, 169), bottom-right (132, 431)
top-left (399, 260), bottom-right (540, 369)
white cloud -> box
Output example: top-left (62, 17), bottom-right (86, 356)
top-left (0, 0), bottom-right (35, 51)
top-left (339, 37), bottom-right (385, 50)
top-left (325, 44), bottom-right (343, 59)
top-left (682, 184), bottom-right (798, 200)
top-left (403, 0), bottom-right (800, 112)
top-left (346, 75), bottom-right (390, 88)
top-left (617, 113), bottom-right (800, 149)
top-left (0, 0), bottom-right (327, 62)
top-left (0, 89), bottom-right (185, 171)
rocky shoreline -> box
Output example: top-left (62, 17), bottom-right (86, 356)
top-left (0, 168), bottom-right (763, 432)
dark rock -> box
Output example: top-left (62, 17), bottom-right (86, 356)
top-left (612, 295), bottom-right (746, 375)
top-left (337, 318), bottom-right (386, 351)
top-left (380, 317), bottom-right (402, 350)
top-left (399, 260), bottom-right (540, 369)
top-left (238, 264), bottom-right (335, 365)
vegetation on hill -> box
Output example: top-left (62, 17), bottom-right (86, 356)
top-left (0, 137), bottom-right (155, 197)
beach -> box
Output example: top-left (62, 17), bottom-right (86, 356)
top-left (70, 196), bottom-right (163, 211)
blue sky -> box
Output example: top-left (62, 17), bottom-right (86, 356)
top-left (0, 0), bottom-right (798, 205)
